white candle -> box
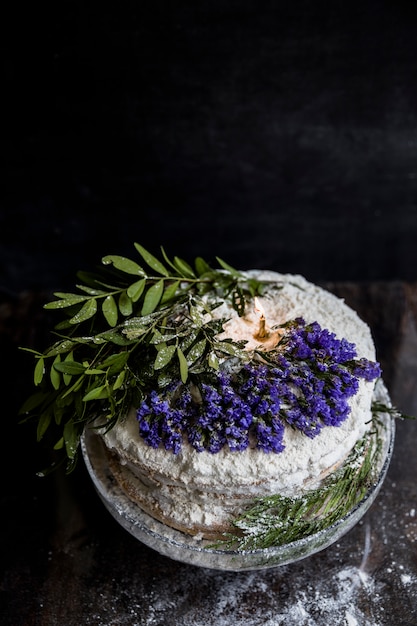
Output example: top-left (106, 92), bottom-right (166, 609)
top-left (254, 297), bottom-right (267, 339)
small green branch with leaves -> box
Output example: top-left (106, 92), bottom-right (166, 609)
top-left (20, 244), bottom-right (268, 472)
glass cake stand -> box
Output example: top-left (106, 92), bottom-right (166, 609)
top-left (81, 381), bottom-right (395, 571)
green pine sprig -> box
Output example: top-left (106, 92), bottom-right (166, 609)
top-left (213, 416), bottom-right (384, 551)
top-left (19, 245), bottom-right (271, 472)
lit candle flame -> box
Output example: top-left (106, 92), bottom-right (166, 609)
top-left (254, 297), bottom-right (265, 319)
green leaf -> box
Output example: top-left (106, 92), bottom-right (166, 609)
top-left (63, 351), bottom-right (75, 385)
top-left (195, 256), bottom-right (212, 276)
top-left (102, 295), bottom-right (118, 327)
top-left (196, 275), bottom-right (216, 295)
top-left (68, 299), bottom-right (97, 324)
top-left (54, 319), bottom-right (73, 331)
top-left (177, 328), bottom-right (198, 353)
top-left (189, 303), bottom-right (206, 326)
top-left (53, 403), bottom-right (65, 426)
top-left (99, 329), bottom-right (133, 345)
top-left (45, 340), bottom-right (77, 358)
top-left (53, 360), bottom-right (86, 375)
top-left (121, 316), bottom-right (149, 330)
top-left (75, 284), bottom-right (107, 296)
top-left (82, 385), bottom-right (108, 401)
top-left (216, 341), bottom-right (244, 357)
top-left (173, 256), bottom-right (196, 278)
top-left (60, 374), bottom-right (85, 399)
top-left (215, 257), bottom-right (242, 277)
top-left (44, 293), bottom-right (87, 309)
top-left (50, 355), bottom-right (61, 390)
top-left (102, 255), bottom-right (146, 276)
top-left (101, 352), bottom-right (129, 374)
top-left (113, 370), bottom-right (126, 390)
top-left (134, 243), bottom-right (169, 277)
top-left (119, 291), bottom-right (133, 316)
top-left (19, 347), bottom-right (43, 357)
top-left (157, 370), bottom-right (175, 388)
top-left (150, 329), bottom-right (165, 344)
top-left (37, 412), bottom-right (52, 441)
top-left (141, 280), bottom-right (164, 315)
top-left (121, 327), bottom-right (148, 340)
top-left (186, 338), bottom-right (206, 365)
top-left (154, 344), bottom-right (176, 370)
top-left (177, 346), bottom-right (188, 383)
top-left (63, 421), bottom-right (80, 459)
top-left (161, 280), bottom-right (180, 304)
top-left (150, 329), bottom-right (179, 344)
top-left (53, 436), bottom-right (64, 450)
top-left (34, 357), bottom-right (45, 385)
top-left (127, 278), bottom-right (146, 302)
top-left (160, 246), bottom-right (180, 272)
top-left (19, 391), bottom-right (48, 414)
top-left (208, 351), bottom-right (219, 370)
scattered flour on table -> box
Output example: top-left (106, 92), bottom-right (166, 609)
top-left (79, 555), bottom-right (417, 626)
top-left (390, 561), bottom-right (417, 588)
top-left (139, 565), bottom-right (382, 626)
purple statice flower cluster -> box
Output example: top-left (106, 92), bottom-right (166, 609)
top-left (136, 318), bottom-right (381, 455)
top-left (263, 318), bottom-right (381, 438)
top-left (137, 374), bottom-right (255, 454)
top-left (238, 364), bottom-right (285, 453)
top-left (187, 374), bottom-right (253, 453)
top-left (136, 388), bottom-right (185, 454)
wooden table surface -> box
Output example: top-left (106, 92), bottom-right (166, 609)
top-left (1, 282), bottom-right (417, 625)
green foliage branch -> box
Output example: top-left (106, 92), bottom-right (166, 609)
top-left (20, 244), bottom-right (270, 472)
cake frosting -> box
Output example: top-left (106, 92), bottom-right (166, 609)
top-left (99, 271), bottom-right (378, 540)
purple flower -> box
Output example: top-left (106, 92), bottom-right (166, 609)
top-left (255, 417), bottom-right (285, 453)
top-left (353, 358), bottom-right (382, 382)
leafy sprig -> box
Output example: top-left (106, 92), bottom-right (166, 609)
top-left (20, 245), bottom-right (268, 471)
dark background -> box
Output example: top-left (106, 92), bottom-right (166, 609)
top-left (2, 1), bottom-right (417, 294)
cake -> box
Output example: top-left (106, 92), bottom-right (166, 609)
top-left (22, 247), bottom-right (384, 549)
top-left (98, 270), bottom-right (380, 541)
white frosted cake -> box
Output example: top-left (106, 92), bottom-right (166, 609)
top-left (99, 271), bottom-right (380, 540)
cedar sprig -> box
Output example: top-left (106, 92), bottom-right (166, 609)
top-left (214, 417), bottom-right (383, 551)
